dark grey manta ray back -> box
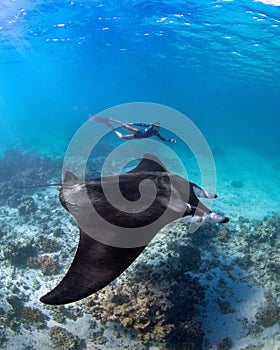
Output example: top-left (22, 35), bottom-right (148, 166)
top-left (40, 154), bottom-right (228, 305)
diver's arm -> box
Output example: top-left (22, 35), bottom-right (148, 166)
top-left (157, 133), bottom-right (176, 143)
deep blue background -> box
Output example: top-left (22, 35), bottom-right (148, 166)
top-left (0, 0), bottom-right (279, 156)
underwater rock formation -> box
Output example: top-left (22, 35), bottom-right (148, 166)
top-left (0, 149), bottom-right (62, 205)
top-left (27, 256), bottom-right (40, 268)
top-left (21, 306), bottom-right (48, 329)
top-left (1, 149), bottom-right (280, 349)
top-left (255, 295), bottom-right (280, 328)
top-left (4, 293), bottom-right (48, 332)
top-left (49, 326), bottom-right (86, 350)
top-left (85, 240), bottom-right (205, 349)
top-left (167, 319), bottom-right (204, 350)
top-left (40, 255), bottom-right (60, 275)
top-left (37, 237), bottom-right (61, 253)
top-left (86, 214), bottom-right (280, 349)
top-left (235, 213), bottom-right (280, 285)
top-left (0, 331), bottom-right (6, 348)
top-left (3, 241), bottom-right (37, 267)
top-left (217, 337), bottom-right (233, 350)
top-left (17, 196), bottom-right (36, 216)
top-left (49, 305), bottom-right (84, 324)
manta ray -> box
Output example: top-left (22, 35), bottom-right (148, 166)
top-left (40, 154), bottom-right (229, 305)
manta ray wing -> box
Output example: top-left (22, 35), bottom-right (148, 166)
top-left (40, 230), bottom-right (145, 305)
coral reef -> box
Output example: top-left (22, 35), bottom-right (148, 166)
top-left (49, 305), bottom-right (84, 324)
top-left (85, 242), bottom-right (205, 349)
top-left (167, 319), bottom-right (204, 350)
top-left (3, 241), bottom-right (37, 267)
top-left (217, 337), bottom-right (233, 350)
top-left (49, 326), bottom-right (86, 350)
top-left (240, 345), bottom-right (264, 350)
top-left (21, 306), bottom-right (48, 329)
top-left (1, 149), bottom-right (280, 349)
top-left (175, 245), bottom-right (201, 271)
top-left (27, 256), bottom-right (40, 269)
top-left (83, 212), bottom-right (280, 349)
top-left (0, 330), bottom-right (7, 348)
top-left (6, 294), bottom-right (25, 313)
top-left (86, 283), bottom-right (174, 343)
top-left (234, 213), bottom-right (280, 286)
top-left (217, 298), bottom-right (235, 314)
top-left (17, 196), bottom-right (36, 217)
top-left (39, 255), bottom-right (60, 275)
top-left (4, 293), bottom-right (48, 331)
top-left (53, 227), bottom-right (65, 237)
top-left (49, 307), bottom-right (67, 324)
top-left (0, 149), bottom-right (62, 209)
top-left (36, 237), bottom-right (61, 253)
top-left (255, 295), bottom-right (280, 328)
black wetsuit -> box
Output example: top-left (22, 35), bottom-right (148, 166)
top-left (132, 123), bottom-right (172, 142)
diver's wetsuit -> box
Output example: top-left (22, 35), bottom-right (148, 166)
top-left (90, 116), bottom-right (176, 143)
top-left (132, 123), bottom-right (175, 142)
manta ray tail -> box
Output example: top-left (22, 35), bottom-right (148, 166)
top-left (40, 230), bottom-right (145, 305)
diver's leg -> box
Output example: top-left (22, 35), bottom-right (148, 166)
top-left (103, 121), bottom-right (136, 140)
top-left (107, 118), bottom-right (139, 133)
top-left (90, 116), bottom-right (110, 123)
top-left (113, 131), bottom-right (137, 140)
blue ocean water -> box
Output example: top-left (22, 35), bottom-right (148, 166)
top-left (1, 1), bottom-right (280, 350)
top-left (1, 0), bottom-right (280, 156)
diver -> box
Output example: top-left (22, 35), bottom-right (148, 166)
top-left (90, 116), bottom-right (176, 143)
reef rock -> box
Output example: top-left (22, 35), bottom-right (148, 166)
top-left (85, 241), bottom-right (205, 349)
top-left (3, 241), bottom-right (37, 267)
top-left (49, 326), bottom-right (86, 350)
top-left (40, 255), bottom-right (60, 275)
top-left (17, 196), bottom-right (36, 216)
